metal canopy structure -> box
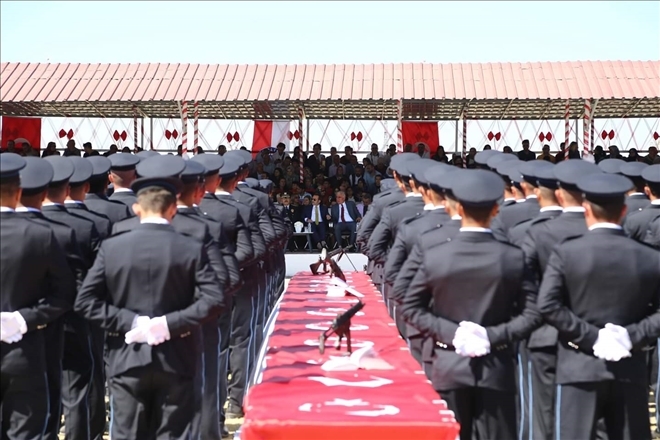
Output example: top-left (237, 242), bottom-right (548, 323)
top-left (1, 60), bottom-right (658, 120)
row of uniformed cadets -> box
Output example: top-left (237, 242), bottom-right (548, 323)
top-left (0, 151), bottom-right (291, 439)
top-left (357, 151), bottom-right (660, 440)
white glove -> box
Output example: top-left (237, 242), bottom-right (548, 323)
top-left (124, 315), bottom-right (150, 345)
top-left (145, 316), bottom-right (170, 346)
top-left (592, 325), bottom-right (631, 362)
top-left (452, 321), bottom-right (491, 357)
top-left (604, 323), bottom-right (632, 351)
top-left (1, 311), bottom-right (27, 344)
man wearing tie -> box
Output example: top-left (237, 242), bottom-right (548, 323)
top-left (303, 194), bottom-right (328, 249)
top-left (331, 191), bottom-right (361, 247)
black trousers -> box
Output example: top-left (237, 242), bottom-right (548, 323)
top-left (1, 371), bottom-right (48, 440)
top-left (310, 222), bottom-right (327, 247)
top-left (88, 326), bottom-right (107, 440)
top-left (253, 265), bottom-right (267, 363)
top-left (528, 346), bottom-right (556, 440)
top-left (43, 322), bottom-right (64, 440)
top-left (61, 317), bottom-right (94, 440)
top-left (108, 365), bottom-right (195, 440)
top-left (439, 387), bottom-right (517, 440)
top-left (228, 276), bottom-right (256, 410)
top-left (555, 381), bottom-right (651, 440)
top-left (199, 320), bottom-right (221, 440)
top-left (218, 312), bottom-right (232, 427)
top-left (407, 336), bottom-right (423, 366)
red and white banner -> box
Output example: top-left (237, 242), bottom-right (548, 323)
top-left (252, 120), bottom-right (291, 156)
top-left (401, 121), bottom-right (440, 155)
top-left (1, 116), bottom-right (42, 150)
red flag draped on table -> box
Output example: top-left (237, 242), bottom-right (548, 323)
top-left (252, 120), bottom-right (291, 157)
top-left (1, 116), bottom-right (42, 151)
top-left (401, 121), bottom-right (440, 155)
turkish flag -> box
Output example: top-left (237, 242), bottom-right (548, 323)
top-left (401, 122), bottom-right (439, 155)
top-left (1, 116), bottom-right (42, 151)
top-left (252, 120), bottom-right (290, 158)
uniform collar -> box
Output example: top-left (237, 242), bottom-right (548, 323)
top-left (15, 206), bottom-right (40, 213)
top-left (424, 204), bottom-right (445, 211)
top-left (540, 206), bottom-right (563, 212)
top-left (563, 206), bottom-right (586, 213)
top-left (652, 200), bottom-right (660, 205)
top-left (0, 206), bottom-right (15, 212)
top-left (215, 190), bottom-right (231, 196)
top-left (459, 227), bottom-right (492, 233)
top-left (113, 188), bottom-right (134, 194)
top-left (588, 222), bottom-right (622, 231)
top-left (140, 217), bottom-right (170, 225)
top-left (406, 193), bottom-right (423, 198)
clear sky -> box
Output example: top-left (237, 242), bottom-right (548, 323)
top-left (1, 1), bottom-right (659, 64)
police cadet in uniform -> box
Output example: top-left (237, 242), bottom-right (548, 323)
top-left (393, 166), bottom-right (464, 378)
top-left (620, 161), bottom-right (651, 214)
top-left (260, 178), bottom-right (291, 300)
top-left (401, 169), bottom-right (541, 440)
top-left (369, 154), bottom-right (425, 316)
top-left (74, 171), bottom-right (227, 440)
top-left (519, 159), bottom-right (603, 440)
top-left (227, 150), bottom-right (277, 354)
top-left (490, 155), bottom-right (540, 241)
top-left (15, 157), bottom-right (87, 440)
top-left (597, 157), bottom-right (626, 175)
top-left (537, 172), bottom-right (660, 440)
top-left (214, 154), bottom-right (268, 418)
top-left (385, 161), bottom-right (451, 362)
top-left (191, 154), bottom-right (256, 420)
top-left (63, 155), bottom-right (112, 440)
top-left (624, 164), bottom-right (660, 241)
top-left (107, 152), bottom-right (140, 214)
top-left (85, 156), bottom-right (132, 224)
top-left (507, 161), bottom-right (563, 246)
top-left (357, 155), bottom-right (411, 289)
top-left (1, 153), bottom-right (75, 440)
top-left (41, 156), bottom-right (103, 440)
top-left (473, 149), bottom-right (500, 170)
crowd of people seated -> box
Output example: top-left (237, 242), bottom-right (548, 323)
top-left (3, 137), bottom-right (659, 250)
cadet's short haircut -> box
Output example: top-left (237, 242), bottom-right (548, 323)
top-left (538, 186), bottom-right (559, 204)
top-left (88, 177), bottom-right (107, 194)
top-left (47, 181), bottom-right (68, 199)
top-left (137, 187), bottom-right (176, 214)
top-left (586, 199), bottom-right (625, 223)
top-left (0, 177), bottom-right (20, 200)
top-left (461, 203), bottom-right (495, 224)
top-left (648, 182), bottom-right (660, 198)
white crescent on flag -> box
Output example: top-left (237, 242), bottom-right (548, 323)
top-left (308, 376), bottom-right (393, 388)
top-left (347, 405), bottom-right (400, 417)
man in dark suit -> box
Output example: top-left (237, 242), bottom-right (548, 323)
top-left (384, 161), bottom-right (451, 358)
top-left (401, 169), bottom-right (541, 440)
top-left (624, 164), bottom-right (660, 241)
top-left (331, 190), bottom-right (361, 247)
top-left (74, 174), bottom-right (227, 440)
top-left (85, 156), bottom-right (132, 224)
top-left (519, 159), bottom-right (603, 440)
top-left (302, 193), bottom-right (329, 249)
top-left (108, 153), bottom-right (140, 215)
top-left (1, 154), bottom-right (75, 440)
top-left (537, 173), bottom-right (660, 440)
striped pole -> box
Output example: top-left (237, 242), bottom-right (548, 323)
top-left (298, 108), bottom-right (304, 183)
top-left (181, 100), bottom-right (188, 155)
top-left (133, 105), bottom-right (138, 149)
top-left (193, 101), bottom-right (199, 153)
top-left (462, 114), bottom-right (467, 168)
top-left (396, 99), bottom-right (403, 152)
top-left (563, 100), bottom-right (570, 160)
top-left (583, 99), bottom-right (591, 159)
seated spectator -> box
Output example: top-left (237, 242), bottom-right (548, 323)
top-left (537, 144), bottom-right (555, 163)
top-left (305, 143), bottom-right (325, 175)
top-left (502, 146), bottom-right (514, 154)
top-left (517, 139), bottom-right (536, 161)
top-left (347, 165), bottom-right (363, 187)
top-left (403, 143), bottom-right (413, 152)
top-left (273, 142), bottom-right (289, 162)
top-left (567, 141), bottom-right (581, 159)
top-left (302, 193), bottom-right (329, 249)
top-left (330, 191), bottom-right (361, 247)
top-left (103, 144), bottom-right (119, 157)
top-left (607, 145), bottom-right (624, 159)
top-left (328, 155), bottom-right (345, 178)
top-left (644, 146), bottom-right (658, 164)
top-left (63, 139), bottom-right (81, 157)
top-left (431, 145), bottom-right (449, 163)
top-left (366, 143), bottom-right (383, 167)
top-left (362, 162), bottom-right (380, 193)
top-left (416, 143), bottom-right (430, 158)
top-left (483, 144), bottom-right (492, 150)
top-left (330, 166), bottom-right (347, 188)
top-left (593, 145), bottom-right (606, 163)
top-left (626, 148), bottom-right (641, 162)
top-left (41, 141), bottom-right (60, 157)
top-left (83, 142), bottom-right (100, 157)
top-left (262, 153), bottom-right (275, 175)
top-left (357, 193), bottom-right (372, 217)
top-left (20, 143), bottom-right (37, 157)
top-left (374, 174), bottom-right (383, 193)
top-left (466, 148), bottom-right (477, 168)
top-left (217, 144), bottom-right (227, 155)
top-left (452, 153), bottom-right (464, 167)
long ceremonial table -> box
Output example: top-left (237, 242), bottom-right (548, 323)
top-left (241, 271), bottom-right (459, 440)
